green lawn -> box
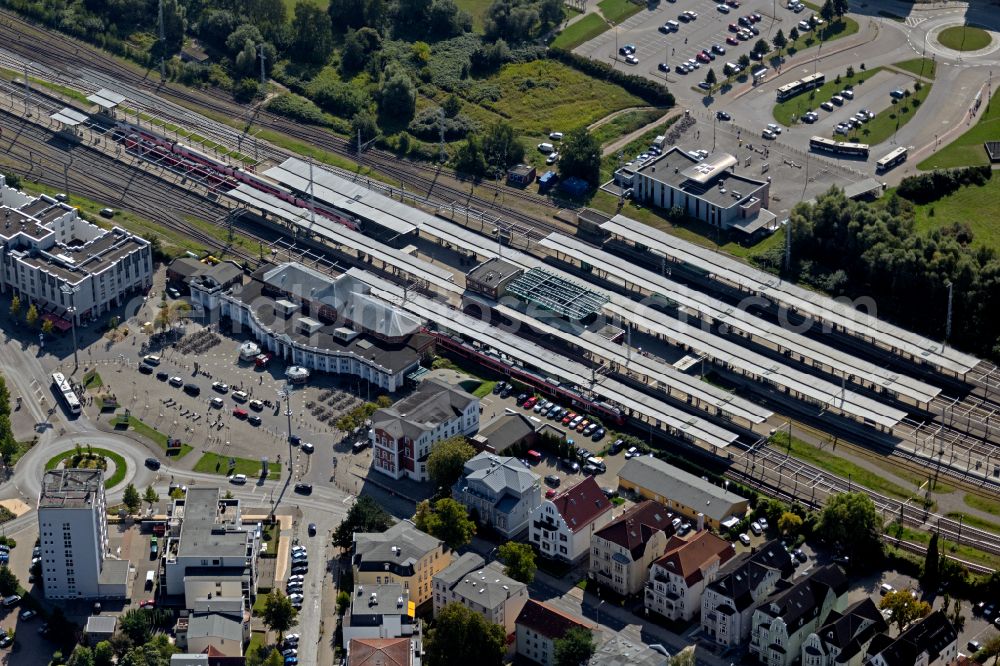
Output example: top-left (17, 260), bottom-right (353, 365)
top-left (918, 87), bottom-right (1000, 170)
top-left (838, 83), bottom-right (932, 146)
top-left (770, 432), bottom-right (925, 504)
top-left (937, 25), bottom-right (992, 51)
top-left (945, 512), bottom-right (1000, 533)
top-left (909, 177), bottom-right (1000, 252)
top-left (552, 13), bottom-right (612, 50)
top-left (785, 16), bottom-right (860, 58)
top-left (261, 522), bottom-right (280, 558)
top-left (485, 60), bottom-right (645, 137)
top-left (893, 57), bottom-right (936, 80)
top-left (896, 525), bottom-right (1000, 570)
top-left (193, 452), bottom-right (282, 480)
top-left (965, 492), bottom-right (1000, 516)
top-left (773, 67), bottom-right (881, 126)
top-left (453, 0), bottom-right (494, 32)
top-left (44, 448), bottom-right (128, 488)
top-left (111, 415), bottom-right (193, 458)
top-left (82, 370), bottom-right (103, 389)
top-left (591, 108), bottom-right (663, 148)
top-left (472, 381), bottom-right (497, 398)
top-left (597, 0), bottom-right (643, 23)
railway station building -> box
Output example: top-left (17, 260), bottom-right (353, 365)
top-left (0, 175), bottom-right (153, 325)
top-left (615, 149), bottom-right (777, 237)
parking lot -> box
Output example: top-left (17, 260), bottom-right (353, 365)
top-left (574, 0), bottom-right (807, 92)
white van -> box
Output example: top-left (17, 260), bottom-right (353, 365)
top-left (145, 571), bottom-right (155, 590)
top-left (586, 456), bottom-right (606, 472)
top-left (537, 142), bottom-right (555, 154)
top-left (232, 390), bottom-right (249, 403)
top-left (230, 474), bottom-right (248, 485)
top-left (143, 355), bottom-right (161, 366)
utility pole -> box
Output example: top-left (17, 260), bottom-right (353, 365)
top-left (258, 44), bottom-right (267, 86)
top-left (945, 281), bottom-right (953, 342)
top-left (158, 0), bottom-right (166, 80)
top-left (23, 62), bottom-right (30, 118)
top-left (438, 107), bottom-right (447, 163)
top-left (784, 215), bottom-right (792, 272)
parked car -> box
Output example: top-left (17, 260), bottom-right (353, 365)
top-left (890, 89), bottom-right (905, 99)
top-left (610, 439), bottom-right (625, 454)
top-left (19, 609), bottom-right (35, 621)
top-left (156, 371), bottom-right (169, 381)
top-left (301, 442), bottom-right (315, 454)
top-left (139, 363), bottom-right (153, 375)
top-left (624, 54), bottom-right (639, 65)
top-left (233, 408), bottom-right (248, 419)
top-left (726, 35), bottom-right (739, 45)
top-left (183, 383), bottom-right (201, 396)
top-left (618, 44), bottom-right (636, 55)
top-left (168, 376), bottom-right (183, 387)
top-left (750, 521), bottom-right (762, 535)
top-left (230, 474), bottom-right (248, 485)
top-left (561, 458), bottom-right (580, 473)
top-left (592, 427), bottom-right (606, 441)
top-left (308, 523), bottom-right (317, 536)
top-left (212, 381), bottom-right (229, 393)
top-left (739, 533), bottom-right (751, 546)
top-left (716, 110), bottom-right (732, 121)
top-left (248, 415), bottom-right (262, 426)
top-left (762, 127), bottom-right (777, 140)
top-left (516, 393), bottom-right (529, 405)
top-left (820, 101), bottom-right (834, 111)
top-left (766, 123), bottom-right (782, 134)
top-left (544, 474), bottom-right (561, 487)
top-left (717, 3), bottom-right (730, 13)
top-left (294, 483), bottom-right (313, 495)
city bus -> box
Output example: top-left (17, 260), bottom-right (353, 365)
top-left (809, 136), bottom-right (870, 158)
top-left (776, 72), bottom-right (825, 101)
top-left (51, 372), bottom-right (81, 416)
top-left (876, 146), bottom-right (908, 172)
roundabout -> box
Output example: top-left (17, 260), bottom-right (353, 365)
top-left (43, 446), bottom-right (127, 489)
top-left (937, 25), bottom-right (992, 52)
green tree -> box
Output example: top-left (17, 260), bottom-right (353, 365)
top-left (922, 532), bottom-right (940, 590)
top-left (262, 591), bottom-right (298, 641)
top-left (481, 121), bottom-right (525, 174)
top-left (0, 565), bottom-right (19, 595)
top-left (789, 26), bottom-right (799, 42)
top-left (119, 609), bottom-right (153, 645)
top-left (554, 626), bottom-right (595, 665)
top-left (424, 603), bottom-right (505, 666)
top-left (773, 29), bottom-right (787, 54)
top-left (832, 0), bottom-right (849, 19)
top-left (705, 68), bottom-right (717, 86)
top-left (817, 492), bottom-right (882, 563)
top-left (333, 495), bottom-right (393, 549)
top-left (413, 498), bottom-right (476, 550)
top-left (738, 53), bottom-right (751, 69)
top-left (351, 109), bottom-right (379, 147)
top-left (378, 66), bottom-right (417, 124)
top-left (753, 39), bottom-right (769, 56)
top-left (454, 136), bottom-right (487, 177)
top-left (671, 646), bottom-right (697, 665)
top-left (8, 295), bottom-right (20, 318)
top-left (69, 646), bottom-right (95, 666)
top-left (123, 483), bottom-right (142, 515)
top-left (144, 485), bottom-right (159, 507)
top-left (341, 26), bottom-right (383, 74)
top-left (879, 589), bottom-right (931, 634)
top-left (93, 641), bottom-right (114, 666)
top-left (328, 0), bottom-right (368, 30)
top-left (498, 541), bottom-right (537, 583)
top-left (41, 318), bottom-right (55, 335)
top-left (292, 0), bottom-right (334, 64)
top-left (427, 436), bottom-right (476, 489)
top-left (25, 303), bottom-right (38, 327)
top-left (558, 127), bottom-right (601, 187)
top-left (337, 590), bottom-right (351, 616)
top-left (820, 0), bottom-right (834, 23)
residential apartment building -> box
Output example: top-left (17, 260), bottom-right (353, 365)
top-left (863, 611), bottom-right (958, 666)
top-left (349, 637), bottom-right (422, 666)
top-left (342, 584), bottom-right (417, 648)
top-left (163, 488), bottom-right (260, 604)
top-left (352, 520), bottom-right (452, 606)
top-left (175, 597), bottom-right (250, 658)
top-left (516, 600), bottom-right (595, 666)
top-left (371, 379), bottom-right (479, 482)
top-left (644, 531), bottom-right (736, 622)
top-left (0, 175), bottom-right (153, 325)
top-left (701, 540), bottom-right (794, 648)
top-left (453, 453), bottom-right (541, 539)
top-left (529, 476), bottom-right (613, 562)
top-left (432, 553), bottom-right (528, 636)
top-left (37, 469), bottom-right (129, 600)
top-left (802, 598), bottom-right (888, 666)
top-left (589, 500), bottom-right (674, 596)
top-left (750, 565), bottom-right (849, 666)
top-left (617, 456), bottom-right (749, 530)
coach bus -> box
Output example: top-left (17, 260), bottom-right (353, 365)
top-left (809, 136), bottom-right (870, 158)
top-left (776, 72), bottom-right (825, 101)
top-left (876, 146), bottom-right (908, 172)
top-left (51, 372), bottom-right (81, 416)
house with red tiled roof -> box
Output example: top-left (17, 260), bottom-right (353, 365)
top-left (645, 531), bottom-right (736, 622)
top-left (529, 476), bottom-right (614, 563)
top-left (349, 636), bottom-right (421, 666)
top-left (515, 599), bottom-right (596, 666)
top-left (589, 500), bottom-right (674, 596)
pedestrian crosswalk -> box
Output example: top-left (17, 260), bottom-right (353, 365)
top-left (904, 16), bottom-right (926, 28)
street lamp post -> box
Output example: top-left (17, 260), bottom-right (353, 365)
top-left (60, 284), bottom-right (80, 372)
top-left (278, 383), bottom-right (294, 443)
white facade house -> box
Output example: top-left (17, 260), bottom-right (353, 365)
top-left (644, 531), bottom-right (735, 622)
top-left (453, 453), bottom-right (541, 539)
top-left (37, 469), bottom-right (129, 600)
top-left (342, 584), bottom-right (417, 648)
top-left (749, 565), bottom-right (848, 666)
top-left (589, 500), bottom-right (674, 597)
top-left (371, 379), bottom-right (479, 482)
top-left (0, 175), bottom-right (153, 325)
top-left (863, 611), bottom-right (957, 666)
top-left (529, 476), bottom-right (613, 563)
top-left (701, 540), bottom-right (794, 648)
top-left (801, 598), bottom-right (887, 666)
top-left (432, 553), bottom-right (528, 637)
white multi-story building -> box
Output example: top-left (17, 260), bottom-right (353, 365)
top-left (0, 175), bottom-right (153, 325)
top-left (342, 583), bottom-right (417, 648)
top-left (371, 379), bottom-right (479, 482)
top-left (589, 500), bottom-right (673, 597)
top-left (644, 531), bottom-right (735, 622)
top-left (529, 476), bottom-right (613, 563)
top-left (432, 553), bottom-right (528, 637)
top-left (801, 598), bottom-right (887, 666)
top-left (453, 453), bottom-right (541, 539)
top-left (863, 611), bottom-right (957, 666)
top-left (37, 469), bottom-right (129, 600)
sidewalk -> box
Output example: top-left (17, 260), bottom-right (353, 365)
top-left (602, 107), bottom-right (686, 157)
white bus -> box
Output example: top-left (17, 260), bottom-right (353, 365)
top-left (51, 372), bottom-right (81, 416)
top-left (876, 146), bottom-right (908, 172)
top-left (776, 72), bottom-right (825, 101)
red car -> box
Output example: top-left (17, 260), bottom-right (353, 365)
top-left (139, 599), bottom-right (155, 608)
top-left (728, 23), bottom-right (738, 31)
top-left (726, 36), bottom-right (740, 45)
top-left (233, 408), bottom-right (248, 419)
top-left (726, 0), bottom-right (740, 6)
top-left (545, 488), bottom-right (558, 499)
top-left (254, 353), bottom-right (273, 368)
top-left (697, 52), bottom-right (711, 63)
top-left (523, 396), bottom-right (538, 410)
top-left (561, 412), bottom-right (577, 425)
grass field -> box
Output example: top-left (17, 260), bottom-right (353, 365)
top-left (453, 0), bottom-right (494, 31)
top-left (194, 452), bottom-right (282, 480)
top-left (965, 492), bottom-right (1000, 516)
top-left (598, 0), bottom-right (643, 23)
top-left (472, 381), bottom-right (497, 398)
top-left (896, 525), bottom-right (1000, 569)
top-left (937, 25), bottom-right (992, 52)
top-left (591, 108), bottom-right (663, 147)
top-left (111, 415), bottom-right (193, 458)
top-left (785, 16), bottom-right (860, 58)
top-left (839, 83), bottom-right (932, 146)
top-left (917, 88), bottom-right (1000, 170)
top-left (893, 57), bottom-right (936, 80)
top-left (551, 14), bottom-right (611, 51)
top-left (946, 511), bottom-right (1000, 533)
top-left (773, 67), bottom-right (880, 126)
top-left (909, 177), bottom-right (1000, 252)
top-left (45, 448), bottom-right (128, 488)
top-left (485, 60), bottom-right (645, 136)
top-left (83, 370), bottom-right (104, 389)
